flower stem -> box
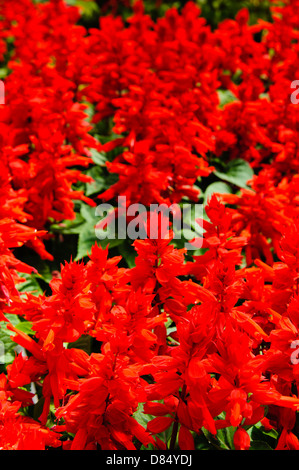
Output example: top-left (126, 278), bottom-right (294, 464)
top-left (169, 384), bottom-right (187, 450)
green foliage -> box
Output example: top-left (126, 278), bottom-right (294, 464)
top-left (0, 319), bottom-right (18, 366)
top-left (247, 421), bottom-right (278, 449)
top-left (75, 204), bottom-right (124, 261)
top-left (0, 315), bottom-right (34, 367)
top-left (202, 425), bottom-right (236, 450)
top-left (204, 181), bottom-right (232, 206)
top-left (213, 158), bottom-right (254, 189)
top-left (13, 321), bottom-right (35, 335)
top-left (16, 273), bottom-right (45, 296)
top-left (197, 0), bottom-right (271, 28)
top-left (86, 0), bottom-right (271, 27)
top-left (217, 89), bottom-right (239, 108)
top-left (68, 334), bottom-right (93, 355)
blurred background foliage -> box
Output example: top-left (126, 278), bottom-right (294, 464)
top-left (58, 0), bottom-right (272, 28)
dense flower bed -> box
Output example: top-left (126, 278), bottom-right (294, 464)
top-left (1, 0), bottom-right (299, 450)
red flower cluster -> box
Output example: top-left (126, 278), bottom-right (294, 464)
top-left (0, 0), bottom-right (97, 250)
top-left (1, 0), bottom-right (299, 451)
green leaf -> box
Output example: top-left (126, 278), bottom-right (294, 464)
top-left (217, 89), bottom-right (238, 108)
top-left (33, 396), bottom-right (45, 422)
top-left (68, 335), bottom-right (92, 355)
top-left (204, 181), bottom-right (232, 206)
top-left (118, 242), bottom-right (136, 269)
top-left (202, 428), bottom-right (226, 450)
top-left (249, 440), bottom-right (273, 450)
top-left (0, 316), bottom-right (19, 365)
top-left (259, 92), bottom-right (270, 101)
top-left (194, 432), bottom-right (214, 450)
top-left (33, 262), bottom-right (53, 284)
top-left (50, 212), bottom-right (85, 235)
top-left (0, 334), bottom-right (16, 365)
top-left (85, 166), bottom-right (106, 196)
top-left (213, 158), bottom-right (254, 189)
top-left (16, 273), bottom-right (44, 296)
top-left (218, 426), bottom-right (235, 450)
top-left (89, 149), bottom-right (107, 166)
top-left (0, 68), bottom-right (8, 79)
top-left (247, 421), bottom-right (278, 449)
top-left (75, 217), bottom-right (124, 261)
top-left (65, 0), bottom-right (99, 19)
top-left (80, 203), bottom-right (98, 223)
top-left (75, 221), bottom-right (98, 261)
top-left (0, 316), bottom-right (35, 365)
top-left (202, 424), bottom-right (236, 450)
top-left (133, 403), bottom-right (153, 430)
top-left (14, 321), bottom-right (36, 335)
top-left (3, 315), bottom-right (18, 327)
